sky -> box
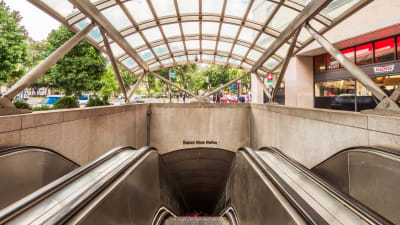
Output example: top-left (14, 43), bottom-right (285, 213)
top-left (4, 0), bottom-right (60, 41)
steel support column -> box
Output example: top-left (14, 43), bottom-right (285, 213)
top-left (255, 73), bottom-right (272, 102)
top-left (127, 73), bottom-right (145, 100)
top-left (271, 28), bottom-right (301, 102)
top-left (200, 73), bottom-right (250, 100)
top-left (150, 71), bottom-right (200, 100)
top-left (3, 23), bottom-right (94, 101)
top-left (100, 28), bottom-right (128, 102)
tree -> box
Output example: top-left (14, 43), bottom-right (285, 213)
top-left (0, 1), bottom-right (28, 85)
top-left (142, 73), bottom-right (156, 97)
top-left (27, 38), bottom-right (49, 96)
top-left (120, 67), bottom-right (137, 91)
top-left (99, 66), bottom-right (119, 98)
top-left (44, 26), bottom-right (106, 96)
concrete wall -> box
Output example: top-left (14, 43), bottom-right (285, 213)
top-left (251, 104), bottom-right (400, 168)
top-left (0, 104), bottom-right (149, 165)
top-left (149, 103), bottom-right (251, 154)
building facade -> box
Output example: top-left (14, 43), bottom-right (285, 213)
top-left (253, 0), bottom-right (400, 111)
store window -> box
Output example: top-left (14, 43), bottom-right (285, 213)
top-left (340, 48), bottom-right (355, 68)
top-left (327, 54), bottom-right (339, 70)
top-left (315, 80), bottom-right (355, 97)
top-left (374, 38), bottom-right (395, 63)
top-left (314, 54), bottom-right (326, 72)
top-left (397, 36), bottom-right (400, 60)
top-left (356, 43), bottom-right (373, 66)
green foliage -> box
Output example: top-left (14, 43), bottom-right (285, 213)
top-left (99, 66), bottom-right (119, 97)
top-left (86, 96), bottom-right (110, 107)
top-left (53, 96), bottom-right (79, 109)
top-left (13, 100), bottom-right (31, 110)
top-left (32, 105), bottom-right (52, 111)
top-left (45, 26), bottom-right (106, 96)
top-left (0, 1), bottom-right (28, 85)
top-left (121, 67), bottom-right (137, 91)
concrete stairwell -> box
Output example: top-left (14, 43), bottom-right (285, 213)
top-left (163, 217), bottom-right (230, 225)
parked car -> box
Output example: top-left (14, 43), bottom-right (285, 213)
top-left (39, 95), bottom-right (63, 106)
top-left (78, 94), bottom-right (91, 106)
top-left (130, 95), bottom-right (145, 103)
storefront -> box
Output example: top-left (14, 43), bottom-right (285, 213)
top-left (314, 35), bottom-right (400, 111)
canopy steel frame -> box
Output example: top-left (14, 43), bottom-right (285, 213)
top-left (149, 72), bottom-right (200, 100)
top-left (200, 73), bottom-right (250, 100)
top-left (252, 0), bottom-right (333, 72)
top-left (255, 73), bottom-right (272, 102)
top-left (127, 73), bottom-right (145, 100)
top-left (271, 27), bottom-right (301, 102)
top-left (2, 23), bottom-right (95, 102)
top-left (69, 0), bottom-right (149, 70)
top-left (100, 27), bottom-right (129, 102)
top-left (305, 23), bottom-right (400, 114)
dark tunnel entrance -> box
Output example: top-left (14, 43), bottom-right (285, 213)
top-left (161, 148), bottom-right (235, 214)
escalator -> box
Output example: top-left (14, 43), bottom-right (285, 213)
top-left (0, 146), bottom-right (78, 209)
top-left (312, 146), bottom-right (400, 224)
top-left (0, 146), bottom-right (394, 224)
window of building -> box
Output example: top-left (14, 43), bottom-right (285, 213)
top-left (340, 48), bottom-right (355, 68)
top-left (315, 80), bottom-right (355, 97)
top-left (397, 36), bottom-right (400, 60)
top-left (356, 43), bottom-right (373, 66)
top-left (314, 54), bottom-right (326, 72)
top-left (374, 38), bottom-right (395, 63)
top-left (327, 54), bottom-right (340, 70)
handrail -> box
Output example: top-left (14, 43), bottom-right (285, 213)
top-left (0, 146), bottom-right (156, 223)
top-left (152, 206), bottom-right (177, 225)
top-left (238, 147), bottom-right (329, 225)
top-left (220, 207), bottom-right (239, 225)
top-left (259, 146), bottom-right (394, 225)
top-left (312, 145), bottom-right (400, 169)
top-left (0, 145), bottom-right (79, 167)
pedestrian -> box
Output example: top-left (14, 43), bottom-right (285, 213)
top-left (176, 93), bottom-right (179, 103)
top-left (183, 93), bottom-right (186, 103)
top-left (216, 93), bottom-right (220, 103)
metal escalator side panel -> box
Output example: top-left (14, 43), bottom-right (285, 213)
top-left (312, 147), bottom-right (400, 225)
top-left (258, 146), bottom-right (394, 225)
top-left (257, 150), bottom-right (370, 225)
top-left (5, 146), bottom-right (160, 225)
top-left (0, 147), bottom-right (78, 210)
top-left (221, 150), bottom-right (307, 225)
top-left (0, 146), bottom-right (143, 223)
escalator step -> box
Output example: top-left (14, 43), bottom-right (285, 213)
top-left (163, 217), bottom-right (230, 225)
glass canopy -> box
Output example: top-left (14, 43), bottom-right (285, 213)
top-left (33, 0), bottom-right (367, 76)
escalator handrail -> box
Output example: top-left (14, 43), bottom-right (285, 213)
top-left (152, 206), bottom-right (177, 225)
top-left (238, 147), bottom-right (329, 225)
top-left (0, 145), bottom-right (155, 223)
top-left (0, 145), bottom-right (79, 167)
top-left (312, 145), bottom-right (400, 170)
top-left (46, 146), bottom-right (158, 224)
top-left (259, 146), bottom-right (394, 225)
top-left (219, 207), bottom-right (239, 225)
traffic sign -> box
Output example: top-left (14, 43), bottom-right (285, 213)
top-left (237, 79), bottom-right (241, 84)
top-left (170, 72), bottom-right (177, 78)
top-left (267, 73), bottom-right (273, 84)
top-left (231, 84), bottom-right (235, 90)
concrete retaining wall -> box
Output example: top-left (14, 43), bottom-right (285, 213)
top-left (1, 103), bottom-right (399, 168)
top-left (0, 104), bottom-right (149, 165)
top-left (149, 103), bottom-right (251, 154)
top-left (251, 104), bottom-right (400, 168)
